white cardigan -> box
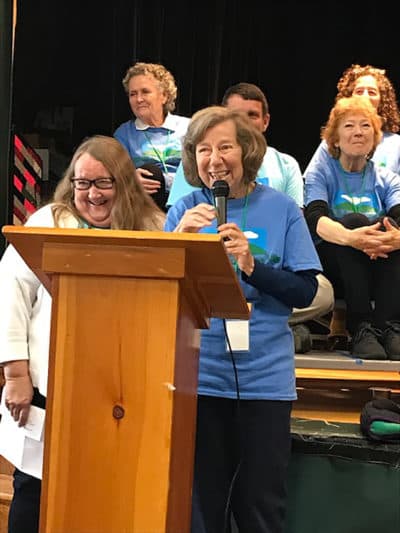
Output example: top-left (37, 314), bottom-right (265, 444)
top-left (0, 204), bottom-right (79, 397)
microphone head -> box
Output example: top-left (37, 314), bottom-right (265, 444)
top-left (211, 180), bottom-right (230, 198)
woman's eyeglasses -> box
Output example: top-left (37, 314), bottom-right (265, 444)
top-left (70, 177), bottom-right (115, 190)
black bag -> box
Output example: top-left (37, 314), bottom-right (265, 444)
top-left (360, 398), bottom-right (400, 443)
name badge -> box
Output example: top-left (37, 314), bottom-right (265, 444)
top-left (226, 303), bottom-right (252, 352)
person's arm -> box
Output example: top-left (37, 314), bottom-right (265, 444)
top-left (242, 263), bottom-right (318, 308)
top-left (0, 245), bottom-right (40, 426)
top-left (305, 199), bottom-right (384, 251)
top-left (2, 360), bottom-right (33, 426)
top-left (217, 218), bottom-right (319, 309)
top-left (167, 161), bottom-right (199, 206)
top-left (280, 153), bottom-right (304, 207)
top-left (164, 194), bottom-right (216, 233)
top-left (113, 123), bottom-right (130, 152)
top-left (363, 210), bottom-right (400, 258)
top-left (303, 140), bottom-right (330, 179)
top-left (387, 204), bottom-right (400, 227)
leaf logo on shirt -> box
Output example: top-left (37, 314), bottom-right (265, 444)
top-left (336, 193), bottom-right (376, 215)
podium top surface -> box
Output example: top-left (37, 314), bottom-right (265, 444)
top-left (2, 225), bottom-right (249, 319)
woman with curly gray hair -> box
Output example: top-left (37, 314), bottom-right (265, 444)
top-left (114, 62), bottom-right (189, 210)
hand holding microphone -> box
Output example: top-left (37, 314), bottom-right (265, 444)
top-left (211, 180), bottom-right (254, 275)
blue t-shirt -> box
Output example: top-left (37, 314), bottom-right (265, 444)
top-left (305, 158), bottom-right (400, 220)
top-left (114, 113), bottom-right (189, 190)
top-left (304, 133), bottom-right (400, 182)
top-left (165, 185), bottom-right (321, 400)
top-left (167, 146), bottom-right (304, 207)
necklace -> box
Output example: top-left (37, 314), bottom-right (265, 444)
top-left (339, 161), bottom-right (368, 213)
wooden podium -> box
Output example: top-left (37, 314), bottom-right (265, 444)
top-left (2, 226), bottom-right (249, 533)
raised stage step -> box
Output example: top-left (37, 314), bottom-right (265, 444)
top-left (293, 350), bottom-right (400, 423)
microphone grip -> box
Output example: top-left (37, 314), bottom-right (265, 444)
top-left (214, 196), bottom-right (227, 226)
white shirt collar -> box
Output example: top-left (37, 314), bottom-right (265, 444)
top-left (135, 113), bottom-right (175, 131)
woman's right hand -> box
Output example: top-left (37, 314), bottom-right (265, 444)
top-left (136, 167), bottom-right (162, 194)
top-left (174, 203), bottom-right (216, 233)
top-left (3, 361), bottom-right (33, 427)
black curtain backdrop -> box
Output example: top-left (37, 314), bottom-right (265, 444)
top-left (11, 0), bottom-right (400, 171)
top-left (0, 0), bottom-right (14, 250)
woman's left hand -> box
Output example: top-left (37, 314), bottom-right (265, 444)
top-left (4, 375), bottom-right (33, 427)
top-left (218, 223), bottom-right (255, 276)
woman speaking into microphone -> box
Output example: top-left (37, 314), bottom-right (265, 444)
top-left (164, 106), bottom-right (321, 533)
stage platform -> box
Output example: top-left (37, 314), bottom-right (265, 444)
top-left (296, 349), bottom-right (400, 371)
top-left (293, 349), bottom-right (400, 423)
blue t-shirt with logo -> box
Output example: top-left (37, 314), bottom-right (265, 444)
top-left (165, 184), bottom-right (321, 400)
top-left (305, 158), bottom-right (400, 221)
top-left (114, 113), bottom-right (189, 190)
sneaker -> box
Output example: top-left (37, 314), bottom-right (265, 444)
top-left (382, 321), bottom-right (400, 360)
top-left (292, 324), bottom-right (312, 353)
top-left (350, 322), bottom-right (387, 360)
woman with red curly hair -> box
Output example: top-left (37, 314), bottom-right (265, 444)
top-left (305, 64), bottom-right (400, 177)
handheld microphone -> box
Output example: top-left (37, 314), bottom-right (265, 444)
top-left (211, 180), bottom-right (230, 226)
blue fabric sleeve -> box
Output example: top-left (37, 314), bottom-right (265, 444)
top-left (167, 161), bottom-right (200, 206)
top-left (242, 261), bottom-right (319, 308)
top-left (277, 152), bottom-right (304, 207)
top-left (382, 169), bottom-right (400, 211)
top-left (303, 141), bottom-right (331, 206)
top-left (113, 123), bottom-right (129, 150)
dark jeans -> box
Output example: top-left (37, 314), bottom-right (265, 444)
top-left (8, 470), bottom-right (41, 533)
top-left (191, 396), bottom-right (292, 533)
top-left (8, 389), bottom-right (45, 533)
top-left (317, 213), bottom-right (400, 333)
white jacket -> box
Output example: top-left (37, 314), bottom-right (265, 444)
top-left (0, 204), bottom-right (79, 396)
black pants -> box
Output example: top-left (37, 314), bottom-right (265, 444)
top-left (317, 214), bottom-right (400, 333)
top-left (8, 389), bottom-right (45, 533)
top-left (191, 396), bottom-right (292, 533)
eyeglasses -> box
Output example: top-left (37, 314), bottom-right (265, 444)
top-left (70, 177), bottom-right (115, 190)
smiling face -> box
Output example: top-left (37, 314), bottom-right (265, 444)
top-left (335, 112), bottom-right (375, 168)
top-left (73, 153), bottom-right (116, 227)
top-left (352, 75), bottom-right (380, 110)
top-left (127, 74), bottom-right (167, 126)
top-left (195, 119), bottom-right (247, 198)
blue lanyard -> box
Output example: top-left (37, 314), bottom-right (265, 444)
top-left (339, 161), bottom-right (368, 213)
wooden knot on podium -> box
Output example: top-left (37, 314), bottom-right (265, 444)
top-left (112, 405), bottom-right (125, 419)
